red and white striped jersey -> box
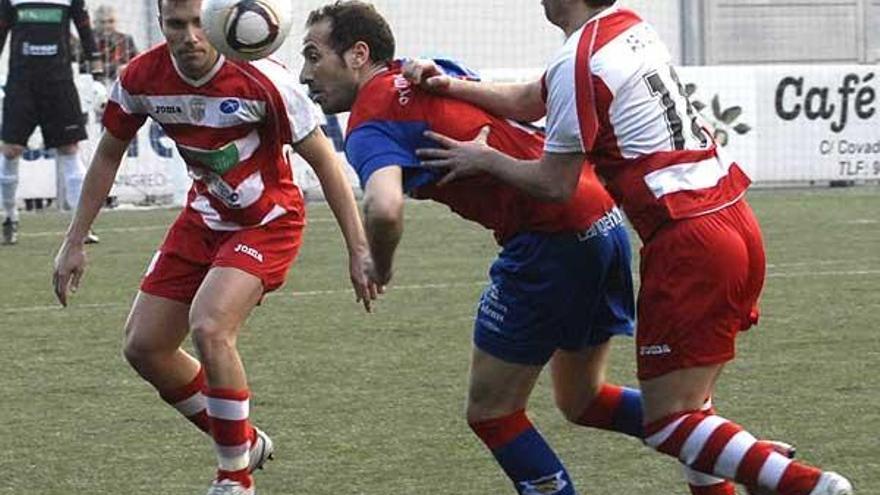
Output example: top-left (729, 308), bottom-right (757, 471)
top-left (104, 43), bottom-right (322, 231)
top-left (542, 6), bottom-right (752, 240)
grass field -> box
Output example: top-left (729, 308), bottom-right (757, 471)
top-left (1, 188), bottom-right (878, 494)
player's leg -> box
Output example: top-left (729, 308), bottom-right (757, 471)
top-left (1, 80), bottom-right (38, 245)
top-left (1, 144), bottom-right (25, 245)
top-left (638, 202), bottom-right (851, 495)
top-left (190, 266), bottom-right (263, 491)
top-left (469, 233), bottom-right (583, 495)
top-left (551, 217), bottom-right (642, 438)
top-left (467, 348), bottom-right (577, 495)
top-left (550, 343), bottom-right (643, 439)
top-left (192, 215), bottom-right (303, 493)
top-left (123, 290), bottom-right (210, 432)
top-left (39, 79), bottom-right (99, 243)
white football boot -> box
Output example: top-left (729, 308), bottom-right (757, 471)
top-left (809, 472), bottom-right (853, 495)
top-left (247, 427), bottom-right (275, 473)
top-left (206, 479), bottom-right (254, 495)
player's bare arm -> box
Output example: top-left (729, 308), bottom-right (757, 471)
top-left (294, 127), bottom-right (380, 311)
top-left (53, 132), bottom-right (130, 306)
top-left (361, 166), bottom-right (404, 287)
top-left (403, 58), bottom-right (545, 122)
top-left (417, 129), bottom-right (583, 202)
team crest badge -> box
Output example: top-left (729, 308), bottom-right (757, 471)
top-left (189, 97), bottom-right (207, 122)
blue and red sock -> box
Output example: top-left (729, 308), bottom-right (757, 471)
top-left (470, 409), bottom-right (576, 495)
top-left (576, 384), bottom-right (643, 438)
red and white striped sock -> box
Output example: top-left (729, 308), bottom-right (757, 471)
top-left (682, 399), bottom-right (736, 495)
top-left (206, 388), bottom-right (254, 487)
top-left (645, 410), bottom-right (822, 495)
top-left (159, 367), bottom-right (210, 433)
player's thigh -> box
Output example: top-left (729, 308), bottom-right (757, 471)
top-left (559, 223), bottom-right (636, 351)
top-left (549, 342), bottom-right (612, 415)
top-left (36, 80), bottom-right (86, 149)
top-left (124, 290), bottom-right (191, 352)
top-left (1, 80), bottom-right (39, 146)
top-left (639, 363), bottom-right (725, 423)
top-left (467, 347), bottom-right (543, 421)
top-left (189, 266), bottom-right (264, 339)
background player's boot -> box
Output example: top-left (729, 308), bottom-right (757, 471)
top-left (247, 427), bottom-right (274, 473)
top-left (809, 472), bottom-right (853, 495)
top-left (2, 218), bottom-right (18, 245)
top-left (85, 230), bottom-right (100, 244)
top-left (206, 478), bottom-right (254, 495)
top-left (745, 441), bottom-right (796, 495)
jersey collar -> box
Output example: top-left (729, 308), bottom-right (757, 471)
top-left (171, 52), bottom-right (226, 88)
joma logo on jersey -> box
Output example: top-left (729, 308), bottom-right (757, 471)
top-left (154, 105), bottom-right (183, 114)
top-left (640, 344), bottom-right (672, 356)
top-left (234, 244), bottom-right (264, 263)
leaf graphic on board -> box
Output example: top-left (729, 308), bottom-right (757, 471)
top-left (693, 100), bottom-right (707, 112)
top-left (685, 83), bottom-right (697, 97)
top-left (721, 106), bottom-right (742, 124)
top-left (733, 123), bottom-right (751, 135)
top-left (712, 95), bottom-right (722, 120)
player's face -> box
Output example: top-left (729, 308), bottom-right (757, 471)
top-left (159, 0), bottom-right (219, 79)
top-left (97, 12), bottom-right (116, 36)
top-left (541, 0), bottom-right (565, 27)
top-left (300, 20), bottom-right (360, 114)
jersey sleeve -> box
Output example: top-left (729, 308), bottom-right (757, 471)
top-left (71, 0), bottom-right (99, 61)
top-left (0, 0), bottom-right (14, 53)
top-left (102, 75), bottom-right (147, 141)
top-left (250, 59), bottom-right (322, 144)
top-left (543, 54), bottom-right (589, 154)
top-left (283, 83), bottom-right (323, 144)
top-left (345, 120), bottom-right (437, 192)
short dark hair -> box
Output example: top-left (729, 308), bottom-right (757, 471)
top-left (585, 0), bottom-right (616, 6)
top-left (306, 1), bottom-right (395, 64)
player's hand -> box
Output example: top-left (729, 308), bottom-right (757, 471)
top-left (417, 126), bottom-right (493, 186)
top-left (52, 238), bottom-right (88, 307)
top-left (350, 248), bottom-right (382, 313)
top-left (402, 59), bottom-right (451, 93)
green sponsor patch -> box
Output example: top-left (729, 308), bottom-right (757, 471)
top-left (17, 7), bottom-right (64, 23)
top-left (179, 142), bottom-right (241, 175)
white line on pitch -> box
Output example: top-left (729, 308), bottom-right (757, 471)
top-left (4, 269), bottom-right (879, 315)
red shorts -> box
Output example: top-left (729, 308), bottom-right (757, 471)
top-left (636, 199), bottom-right (765, 380)
top-left (141, 210), bottom-right (304, 304)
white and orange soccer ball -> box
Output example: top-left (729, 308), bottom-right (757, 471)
top-left (201, 0), bottom-right (293, 61)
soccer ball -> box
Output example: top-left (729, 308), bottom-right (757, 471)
top-left (201, 0), bottom-right (293, 61)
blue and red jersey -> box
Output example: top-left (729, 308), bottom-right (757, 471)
top-left (345, 63), bottom-right (617, 244)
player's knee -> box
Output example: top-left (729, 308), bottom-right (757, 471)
top-left (122, 325), bottom-right (159, 369)
top-left (190, 317), bottom-right (235, 354)
top-left (466, 388), bottom-right (519, 424)
top-left (2, 144), bottom-right (24, 160)
top-left (57, 143), bottom-right (79, 156)
top-left (554, 385), bottom-right (600, 423)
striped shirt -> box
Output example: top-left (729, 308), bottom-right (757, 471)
top-left (542, 5), bottom-right (751, 240)
top-left (104, 44), bottom-right (322, 231)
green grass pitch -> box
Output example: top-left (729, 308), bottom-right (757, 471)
top-left (1, 188), bottom-right (878, 494)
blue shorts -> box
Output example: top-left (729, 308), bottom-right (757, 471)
top-left (474, 211), bottom-right (635, 366)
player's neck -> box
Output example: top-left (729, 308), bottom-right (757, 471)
top-left (357, 63), bottom-right (389, 89)
top-left (561, 6), bottom-right (611, 37)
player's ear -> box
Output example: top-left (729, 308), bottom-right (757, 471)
top-left (347, 41), bottom-right (371, 69)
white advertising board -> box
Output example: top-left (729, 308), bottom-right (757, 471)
top-left (16, 65), bottom-right (879, 207)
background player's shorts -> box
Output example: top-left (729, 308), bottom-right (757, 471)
top-left (2, 78), bottom-right (87, 148)
top-left (141, 210), bottom-right (304, 304)
top-left (474, 209), bottom-right (635, 366)
top-left (636, 199), bottom-right (765, 380)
